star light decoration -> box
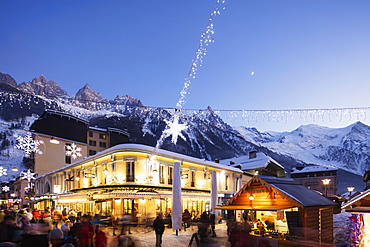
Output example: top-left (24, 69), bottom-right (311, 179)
top-left (162, 114), bottom-right (188, 145)
top-left (20, 169), bottom-right (37, 182)
top-left (66, 143), bottom-right (82, 160)
top-left (0, 166), bottom-right (7, 177)
top-left (2, 186), bottom-right (10, 192)
top-left (15, 133), bottom-right (43, 156)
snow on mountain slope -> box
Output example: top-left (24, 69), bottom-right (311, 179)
top-left (235, 122), bottom-right (370, 175)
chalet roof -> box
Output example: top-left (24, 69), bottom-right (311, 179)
top-left (220, 152), bottom-right (284, 171)
top-left (260, 176), bottom-right (335, 207)
top-left (218, 175), bottom-right (334, 210)
top-left (342, 189), bottom-right (370, 210)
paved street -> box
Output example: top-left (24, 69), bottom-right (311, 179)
top-left (105, 223), bottom-right (230, 247)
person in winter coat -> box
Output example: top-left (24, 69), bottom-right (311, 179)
top-left (0, 215), bottom-right (21, 243)
top-left (61, 220), bottom-right (72, 237)
top-left (32, 209), bottom-right (41, 223)
top-left (70, 214), bottom-right (94, 247)
top-left (153, 212), bottom-right (165, 247)
top-left (94, 224), bottom-right (107, 247)
top-left (48, 228), bottom-right (74, 247)
top-left (182, 209), bottom-right (191, 231)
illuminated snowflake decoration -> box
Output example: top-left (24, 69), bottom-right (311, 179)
top-left (20, 169), bottom-right (37, 182)
top-left (66, 143), bottom-right (82, 160)
top-left (15, 133), bottom-right (43, 156)
top-left (2, 186), bottom-right (10, 192)
top-left (0, 166), bottom-right (7, 177)
top-left (162, 114), bottom-right (188, 144)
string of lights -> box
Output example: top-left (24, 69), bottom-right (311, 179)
top-left (0, 89), bottom-right (369, 126)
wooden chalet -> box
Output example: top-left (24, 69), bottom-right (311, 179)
top-left (217, 175), bottom-right (335, 246)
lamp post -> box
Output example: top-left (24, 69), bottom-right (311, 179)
top-left (322, 179), bottom-right (331, 197)
top-left (347, 187), bottom-right (355, 197)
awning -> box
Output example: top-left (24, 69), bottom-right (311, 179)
top-left (345, 207), bottom-right (370, 213)
top-left (215, 205), bottom-right (295, 211)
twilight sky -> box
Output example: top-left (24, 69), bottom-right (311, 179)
top-left (1, 0), bottom-right (370, 132)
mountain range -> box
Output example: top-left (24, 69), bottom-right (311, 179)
top-left (0, 72), bottom-right (367, 193)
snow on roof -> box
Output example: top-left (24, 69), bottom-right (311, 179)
top-left (291, 164), bottom-right (338, 174)
top-left (219, 152), bottom-right (284, 171)
top-left (89, 126), bottom-right (107, 132)
top-left (342, 189), bottom-right (370, 209)
top-left (260, 176), bottom-right (335, 207)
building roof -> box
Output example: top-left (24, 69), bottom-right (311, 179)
top-left (290, 164), bottom-right (338, 174)
top-left (219, 175), bottom-right (334, 210)
top-left (342, 189), bottom-right (370, 210)
top-left (219, 152), bottom-right (284, 171)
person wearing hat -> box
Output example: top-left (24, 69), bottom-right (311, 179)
top-left (153, 212), bottom-right (165, 247)
top-left (0, 215), bottom-right (21, 243)
top-left (48, 228), bottom-right (74, 247)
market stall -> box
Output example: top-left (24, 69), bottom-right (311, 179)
top-left (342, 189), bottom-right (370, 246)
top-left (217, 175), bottom-right (335, 247)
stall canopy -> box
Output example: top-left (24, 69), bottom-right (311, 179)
top-left (217, 175), bottom-right (334, 211)
top-left (342, 189), bottom-right (370, 212)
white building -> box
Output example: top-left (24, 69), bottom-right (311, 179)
top-left (32, 143), bottom-right (243, 221)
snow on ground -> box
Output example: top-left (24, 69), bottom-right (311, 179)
top-left (104, 223), bottom-right (230, 247)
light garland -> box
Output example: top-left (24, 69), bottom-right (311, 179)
top-left (20, 169), bottom-right (37, 182)
top-left (0, 166), bottom-right (7, 177)
top-left (66, 143), bottom-right (82, 160)
top-left (176, 0), bottom-right (227, 110)
top-left (15, 133), bottom-right (44, 157)
top-left (0, 89), bottom-right (369, 130)
top-left (2, 186), bottom-right (10, 192)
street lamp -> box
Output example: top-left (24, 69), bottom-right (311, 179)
top-left (322, 179), bottom-right (331, 197)
top-left (347, 187), bottom-right (355, 197)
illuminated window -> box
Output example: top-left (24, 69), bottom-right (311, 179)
top-left (126, 161), bottom-right (135, 182)
top-left (168, 167), bottom-right (173, 185)
top-left (191, 171), bottom-right (196, 187)
top-left (159, 165), bottom-right (165, 184)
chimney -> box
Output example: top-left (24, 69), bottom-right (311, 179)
top-left (249, 150), bottom-right (257, 159)
top-left (229, 161), bottom-right (235, 166)
top-left (214, 159), bottom-right (220, 163)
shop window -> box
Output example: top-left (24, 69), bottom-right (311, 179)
top-left (126, 161), bottom-right (135, 182)
top-left (191, 171), bottom-right (196, 187)
top-left (99, 142), bottom-right (107, 148)
top-left (89, 140), bottom-right (96, 146)
top-left (225, 175), bottom-right (229, 190)
top-left (168, 167), bottom-right (173, 185)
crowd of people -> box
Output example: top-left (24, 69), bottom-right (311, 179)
top-left (0, 208), bottom-right (142, 247)
top-left (0, 207), bottom-right (230, 247)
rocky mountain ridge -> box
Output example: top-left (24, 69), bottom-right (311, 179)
top-left (0, 72), bottom-right (368, 191)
